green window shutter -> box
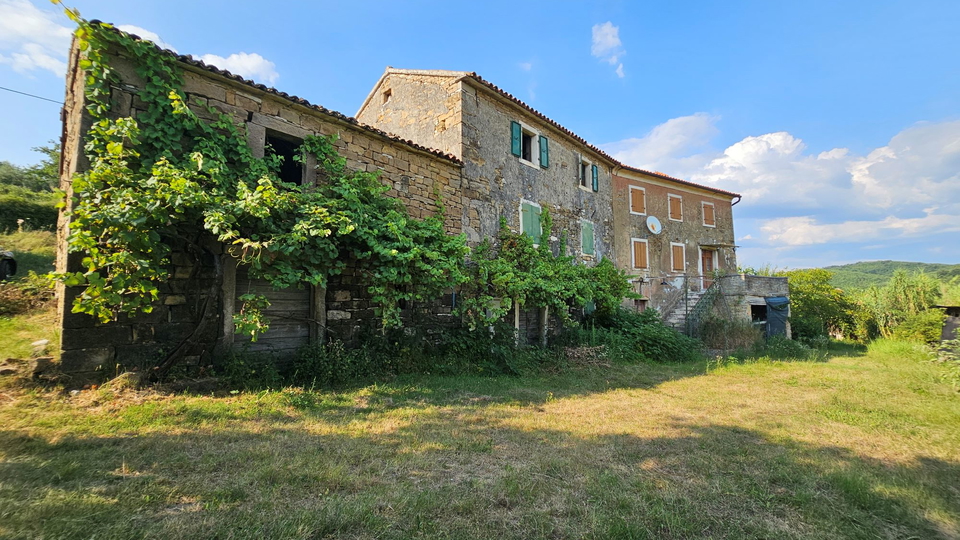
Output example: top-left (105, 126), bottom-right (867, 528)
top-left (539, 135), bottom-right (549, 168)
top-left (521, 202), bottom-right (541, 244)
top-left (591, 164), bottom-right (599, 192)
top-left (581, 221), bottom-right (594, 256)
top-left (511, 121), bottom-right (522, 157)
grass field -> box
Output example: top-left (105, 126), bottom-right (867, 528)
top-left (1, 339), bottom-right (958, 539)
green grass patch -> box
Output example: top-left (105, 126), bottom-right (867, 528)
top-left (1, 339), bottom-right (958, 539)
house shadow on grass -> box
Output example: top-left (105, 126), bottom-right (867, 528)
top-left (1, 408), bottom-right (957, 539)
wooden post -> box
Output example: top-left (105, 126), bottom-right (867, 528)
top-left (514, 301), bottom-right (521, 345)
top-left (219, 256), bottom-right (237, 351)
top-left (310, 285), bottom-right (327, 344)
top-left (539, 305), bottom-right (549, 347)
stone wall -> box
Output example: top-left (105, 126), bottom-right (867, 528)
top-left (57, 42), bottom-right (467, 381)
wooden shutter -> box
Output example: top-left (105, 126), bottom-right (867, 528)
top-left (576, 154), bottom-right (582, 185)
top-left (633, 241), bottom-right (647, 269)
top-left (581, 221), bottom-right (594, 256)
top-left (703, 203), bottom-right (715, 226)
top-left (591, 164), bottom-right (599, 192)
top-left (630, 188), bottom-right (645, 214)
top-left (672, 244), bottom-right (685, 272)
top-left (511, 121), bottom-right (522, 157)
top-left (669, 195), bottom-right (682, 221)
top-left (521, 202), bottom-right (541, 244)
top-left (539, 136), bottom-right (549, 168)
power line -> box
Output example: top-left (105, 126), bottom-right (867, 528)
top-left (0, 85), bottom-right (63, 105)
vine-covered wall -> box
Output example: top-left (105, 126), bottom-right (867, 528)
top-left (57, 26), bottom-right (469, 381)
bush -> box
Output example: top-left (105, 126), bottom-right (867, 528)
top-left (592, 308), bottom-right (703, 363)
top-left (700, 317), bottom-right (763, 351)
top-left (0, 272), bottom-right (55, 316)
top-left (0, 185), bottom-right (58, 233)
top-left (891, 309), bottom-right (946, 344)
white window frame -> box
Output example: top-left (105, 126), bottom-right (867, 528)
top-left (702, 201), bottom-right (716, 228)
top-left (580, 219), bottom-right (595, 258)
top-left (631, 238), bottom-right (649, 270)
top-left (578, 155), bottom-right (593, 191)
top-left (668, 194), bottom-right (683, 222)
top-left (629, 185), bottom-right (647, 216)
top-left (517, 120), bottom-right (540, 169)
top-left (670, 242), bottom-right (686, 273)
top-left (519, 198), bottom-right (542, 246)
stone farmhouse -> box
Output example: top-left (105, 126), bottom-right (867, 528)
top-left (56, 29), bottom-right (787, 380)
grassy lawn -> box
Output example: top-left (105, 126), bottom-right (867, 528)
top-left (1, 340), bottom-right (958, 539)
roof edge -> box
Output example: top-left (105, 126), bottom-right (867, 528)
top-left (618, 165), bottom-right (741, 199)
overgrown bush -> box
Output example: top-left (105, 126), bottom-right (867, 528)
top-left (891, 309), bottom-right (946, 344)
top-left (0, 272), bottom-right (55, 316)
top-left (593, 308), bottom-right (703, 363)
top-left (700, 317), bottom-right (763, 351)
top-left (0, 185), bottom-right (58, 233)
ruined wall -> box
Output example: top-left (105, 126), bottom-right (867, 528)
top-left (58, 44), bottom-right (466, 381)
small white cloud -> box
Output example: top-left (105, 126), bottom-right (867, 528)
top-left (0, 0), bottom-right (71, 77)
top-left (592, 21), bottom-right (626, 76)
top-left (518, 61), bottom-right (532, 72)
top-left (197, 52), bottom-right (279, 85)
top-left (116, 24), bottom-right (177, 53)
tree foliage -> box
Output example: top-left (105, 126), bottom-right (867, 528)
top-left (781, 268), bottom-right (854, 340)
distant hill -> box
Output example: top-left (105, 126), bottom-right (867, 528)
top-left (824, 261), bottom-right (960, 290)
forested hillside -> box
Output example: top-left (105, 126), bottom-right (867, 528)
top-left (825, 260), bottom-right (960, 290)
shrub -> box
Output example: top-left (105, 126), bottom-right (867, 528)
top-left (0, 185), bottom-right (58, 233)
top-left (0, 272), bottom-right (55, 316)
top-left (593, 308), bottom-right (703, 363)
top-left (700, 317), bottom-right (763, 351)
top-left (891, 309), bottom-right (946, 344)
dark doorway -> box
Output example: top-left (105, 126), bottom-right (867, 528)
top-left (765, 296), bottom-right (790, 338)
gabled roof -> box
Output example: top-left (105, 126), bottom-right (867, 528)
top-left (89, 22), bottom-right (462, 165)
top-left (363, 68), bottom-right (740, 199)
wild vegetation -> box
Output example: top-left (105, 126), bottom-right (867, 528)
top-left (825, 260), bottom-right (960, 290)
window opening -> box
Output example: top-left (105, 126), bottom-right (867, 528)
top-left (265, 133), bottom-right (303, 186)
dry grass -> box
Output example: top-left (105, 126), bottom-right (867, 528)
top-left (0, 341), bottom-right (958, 539)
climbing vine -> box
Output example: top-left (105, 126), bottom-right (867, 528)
top-left (59, 13), bottom-right (466, 354)
top-left (457, 209), bottom-right (634, 330)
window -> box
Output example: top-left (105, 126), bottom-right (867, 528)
top-left (520, 200), bottom-right (542, 244)
top-left (629, 186), bottom-right (646, 215)
top-left (265, 133), bottom-right (304, 185)
top-left (581, 220), bottom-right (595, 257)
top-left (702, 202), bottom-right (716, 227)
top-left (632, 238), bottom-right (648, 269)
top-left (671, 243), bottom-right (686, 273)
top-left (511, 121), bottom-right (549, 168)
top-left (578, 155), bottom-right (590, 189)
top-left (382, 88), bottom-right (392, 104)
top-left (668, 194), bottom-right (683, 222)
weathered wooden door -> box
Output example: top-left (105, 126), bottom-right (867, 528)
top-left (234, 266), bottom-right (312, 356)
top-left (701, 250), bottom-right (715, 288)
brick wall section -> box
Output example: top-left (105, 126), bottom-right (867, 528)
top-left (57, 43), bottom-right (467, 381)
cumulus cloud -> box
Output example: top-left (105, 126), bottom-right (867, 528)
top-left (591, 21), bottom-right (625, 77)
top-left (0, 0), bottom-right (71, 76)
top-left (116, 24), bottom-right (178, 52)
top-left (604, 113), bottom-right (720, 174)
top-left (198, 52), bottom-right (279, 85)
top-left (603, 115), bottom-right (960, 264)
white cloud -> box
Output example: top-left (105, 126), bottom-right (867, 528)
top-left (116, 24), bottom-right (177, 53)
top-left (591, 21), bottom-right (625, 76)
top-left (197, 52), bottom-right (279, 85)
top-left (603, 113), bottom-right (720, 173)
top-left (603, 115), bottom-right (960, 265)
top-left (761, 212), bottom-right (960, 247)
top-left (518, 61), bottom-right (532, 72)
top-left (0, 0), bottom-right (71, 76)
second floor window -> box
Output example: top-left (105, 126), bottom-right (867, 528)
top-left (511, 121), bottom-right (549, 169)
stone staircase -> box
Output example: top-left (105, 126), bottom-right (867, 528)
top-left (663, 288), bottom-right (711, 333)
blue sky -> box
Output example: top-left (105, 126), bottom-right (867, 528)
top-left (2, 0), bottom-right (958, 270)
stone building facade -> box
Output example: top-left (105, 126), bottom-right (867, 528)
top-left (57, 29), bottom-right (789, 380)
